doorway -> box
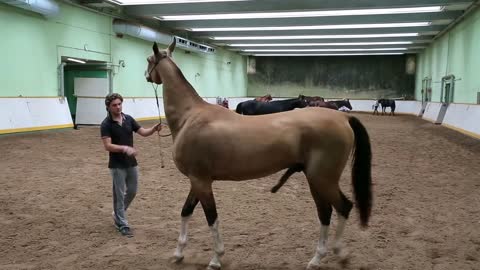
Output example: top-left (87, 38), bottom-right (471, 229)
top-left (419, 76), bottom-right (432, 117)
top-left (436, 75), bottom-right (455, 124)
top-left (61, 57), bottom-right (112, 127)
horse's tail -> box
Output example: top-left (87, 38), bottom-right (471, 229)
top-left (271, 164), bottom-right (304, 193)
top-left (235, 103), bottom-right (243, 114)
top-left (348, 116), bottom-right (373, 227)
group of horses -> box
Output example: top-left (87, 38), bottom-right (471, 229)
top-left (236, 94), bottom-right (353, 115)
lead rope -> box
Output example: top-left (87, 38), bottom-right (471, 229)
top-left (148, 57), bottom-right (171, 168)
top-left (152, 84), bottom-right (171, 168)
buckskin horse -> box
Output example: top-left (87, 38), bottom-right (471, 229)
top-left (145, 40), bottom-right (373, 270)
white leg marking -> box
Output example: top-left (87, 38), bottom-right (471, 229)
top-left (208, 219), bottom-right (224, 270)
top-left (174, 216), bottom-right (191, 262)
top-left (333, 216), bottom-right (349, 261)
top-left (307, 225), bottom-right (329, 269)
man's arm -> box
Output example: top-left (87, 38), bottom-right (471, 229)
top-left (136, 123), bottom-right (161, 137)
top-left (101, 137), bottom-right (136, 156)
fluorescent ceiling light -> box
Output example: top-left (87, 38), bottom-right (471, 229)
top-left (227, 41), bottom-right (414, 47)
top-left (156, 6), bottom-right (444, 20)
top-left (188, 22), bottom-right (431, 31)
top-left (67, 58), bottom-right (86, 64)
top-left (252, 53), bottom-right (405, 56)
top-left (213, 33), bottom-right (419, 40)
top-left (242, 48), bottom-right (408, 52)
top-left (105, 0), bottom-right (122, 4)
top-left (117, 0), bottom-right (248, 5)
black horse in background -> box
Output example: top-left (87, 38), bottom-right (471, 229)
top-left (236, 97), bottom-right (308, 115)
top-left (378, 99), bottom-right (396, 115)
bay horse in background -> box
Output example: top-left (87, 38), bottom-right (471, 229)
top-left (145, 40), bottom-right (372, 270)
top-left (235, 97), bottom-right (307, 115)
top-left (378, 98), bottom-right (396, 115)
top-left (307, 98), bottom-right (353, 112)
top-left (299, 94), bottom-right (325, 106)
top-left (309, 100), bottom-right (339, 110)
top-left (254, 94), bottom-right (272, 102)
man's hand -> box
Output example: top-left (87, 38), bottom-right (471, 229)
top-left (153, 123), bottom-right (162, 132)
top-left (122, 146), bottom-right (137, 156)
top-left (137, 123), bottom-right (162, 137)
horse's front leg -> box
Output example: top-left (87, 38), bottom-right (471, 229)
top-left (174, 188), bottom-right (199, 262)
top-left (191, 178), bottom-right (224, 270)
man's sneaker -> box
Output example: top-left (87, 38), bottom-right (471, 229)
top-left (119, 227), bottom-right (133, 237)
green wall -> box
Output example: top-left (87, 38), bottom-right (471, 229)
top-left (248, 55), bottom-right (415, 99)
top-left (415, 7), bottom-right (480, 104)
top-left (0, 2), bottom-right (247, 98)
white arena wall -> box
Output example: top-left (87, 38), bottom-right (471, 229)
top-left (0, 97), bottom-right (73, 134)
top-left (1, 97), bottom-right (479, 140)
top-left (422, 102), bottom-right (444, 123)
top-left (442, 103), bottom-right (480, 138)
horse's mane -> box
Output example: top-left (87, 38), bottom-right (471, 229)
top-left (167, 57), bottom-right (202, 99)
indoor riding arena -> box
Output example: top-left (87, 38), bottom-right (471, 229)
top-left (1, 1), bottom-right (479, 270)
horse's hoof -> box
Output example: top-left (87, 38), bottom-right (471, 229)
top-left (172, 254), bottom-right (184, 263)
top-left (333, 247), bottom-right (350, 266)
top-left (207, 263), bottom-right (221, 270)
top-left (306, 262), bottom-right (320, 270)
top-left (339, 257), bottom-right (350, 268)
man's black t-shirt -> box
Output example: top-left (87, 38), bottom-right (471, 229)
top-left (100, 113), bottom-right (141, 168)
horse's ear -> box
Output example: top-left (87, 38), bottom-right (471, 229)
top-left (167, 38), bottom-right (176, 56)
top-left (153, 42), bottom-right (159, 56)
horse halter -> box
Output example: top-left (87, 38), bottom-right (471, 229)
top-left (147, 56), bottom-right (161, 81)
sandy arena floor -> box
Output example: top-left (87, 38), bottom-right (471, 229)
top-left (1, 113), bottom-right (479, 270)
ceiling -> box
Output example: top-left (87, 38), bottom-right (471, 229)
top-left (77, 0), bottom-right (477, 56)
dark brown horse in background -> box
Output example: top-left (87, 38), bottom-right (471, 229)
top-left (329, 99), bottom-right (353, 111)
top-left (309, 100), bottom-right (339, 110)
top-left (306, 98), bottom-right (353, 112)
top-left (254, 94), bottom-right (272, 102)
top-left (299, 94), bottom-right (325, 106)
top-left (145, 40), bottom-right (372, 270)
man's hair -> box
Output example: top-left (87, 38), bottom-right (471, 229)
top-left (105, 93), bottom-right (123, 107)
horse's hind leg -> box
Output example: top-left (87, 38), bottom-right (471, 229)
top-left (306, 181), bottom-right (353, 269)
top-left (331, 191), bottom-right (353, 263)
top-left (306, 182), bottom-right (333, 269)
top-left (174, 188), bottom-right (199, 262)
top-left (190, 178), bottom-right (224, 270)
